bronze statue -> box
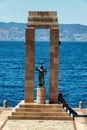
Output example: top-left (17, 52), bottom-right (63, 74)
top-left (36, 65), bottom-right (47, 87)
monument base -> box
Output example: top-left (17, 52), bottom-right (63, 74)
top-left (37, 87), bottom-right (46, 104)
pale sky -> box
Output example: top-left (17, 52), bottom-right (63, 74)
top-left (0, 0), bottom-right (87, 25)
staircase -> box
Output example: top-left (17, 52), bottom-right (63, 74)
top-left (8, 103), bottom-right (73, 120)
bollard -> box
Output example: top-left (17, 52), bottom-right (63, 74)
top-left (4, 100), bottom-right (8, 108)
top-left (79, 101), bottom-right (83, 109)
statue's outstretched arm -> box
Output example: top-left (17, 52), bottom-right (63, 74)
top-left (35, 67), bottom-right (39, 71)
top-left (44, 69), bottom-right (47, 72)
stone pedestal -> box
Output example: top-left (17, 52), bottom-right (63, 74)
top-left (4, 100), bottom-right (8, 108)
top-left (37, 87), bottom-right (46, 104)
top-left (79, 101), bottom-right (83, 109)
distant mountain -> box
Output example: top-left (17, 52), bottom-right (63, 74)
top-left (0, 22), bottom-right (25, 41)
top-left (59, 24), bottom-right (87, 41)
top-left (0, 22), bottom-right (87, 41)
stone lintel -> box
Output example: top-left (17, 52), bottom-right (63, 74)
top-left (29, 11), bottom-right (57, 17)
top-left (26, 11), bottom-right (58, 29)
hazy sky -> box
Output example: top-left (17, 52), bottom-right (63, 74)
top-left (0, 0), bottom-right (87, 25)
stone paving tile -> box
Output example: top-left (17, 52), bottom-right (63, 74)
top-left (2, 120), bottom-right (74, 130)
top-left (74, 111), bottom-right (87, 130)
top-left (0, 110), bottom-right (11, 129)
top-left (82, 110), bottom-right (87, 125)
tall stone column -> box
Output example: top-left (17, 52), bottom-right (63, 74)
top-left (49, 28), bottom-right (59, 103)
top-left (25, 28), bottom-right (35, 103)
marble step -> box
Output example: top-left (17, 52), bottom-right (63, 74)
top-left (19, 104), bottom-right (63, 108)
top-left (8, 115), bottom-right (73, 120)
top-left (12, 112), bottom-right (69, 116)
top-left (16, 108), bottom-right (65, 112)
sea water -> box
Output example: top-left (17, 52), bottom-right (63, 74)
top-left (0, 41), bottom-right (87, 108)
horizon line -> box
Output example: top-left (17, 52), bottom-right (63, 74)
top-left (0, 21), bottom-right (87, 26)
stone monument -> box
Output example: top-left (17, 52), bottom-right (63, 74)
top-left (8, 11), bottom-right (73, 120)
top-left (25, 11), bottom-right (59, 104)
top-left (36, 65), bottom-right (47, 104)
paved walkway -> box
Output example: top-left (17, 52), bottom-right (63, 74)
top-left (0, 108), bottom-right (87, 130)
top-left (0, 108), bottom-right (12, 130)
top-left (2, 120), bottom-right (74, 130)
top-left (75, 109), bottom-right (87, 130)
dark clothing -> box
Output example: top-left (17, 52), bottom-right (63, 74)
top-left (36, 65), bottom-right (47, 87)
top-left (58, 93), bottom-right (66, 107)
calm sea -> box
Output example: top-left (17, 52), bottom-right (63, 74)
top-left (0, 41), bottom-right (87, 108)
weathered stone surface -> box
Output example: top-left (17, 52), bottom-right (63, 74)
top-left (49, 28), bottom-right (59, 103)
top-left (25, 28), bottom-right (35, 103)
top-left (8, 103), bottom-right (73, 120)
top-left (27, 11), bottom-right (58, 29)
top-left (37, 87), bottom-right (46, 104)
